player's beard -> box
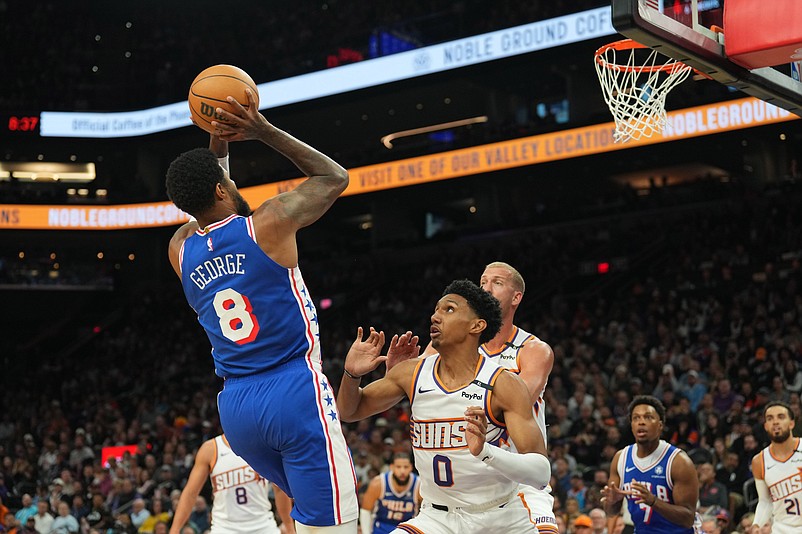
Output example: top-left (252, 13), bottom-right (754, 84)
top-left (233, 191), bottom-right (252, 216)
top-left (392, 473), bottom-right (409, 486)
top-left (769, 428), bottom-right (792, 443)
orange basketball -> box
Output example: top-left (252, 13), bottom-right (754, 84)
top-left (188, 65), bottom-right (260, 134)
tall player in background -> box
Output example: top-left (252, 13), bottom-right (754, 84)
top-left (417, 262), bottom-right (558, 533)
top-left (169, 435), bottom-right (294, 534)
top-left (750, 401), bottom-right (802, 534)
top-left (477, 261), bottom-right (558, 534)
top-left (602, 395), bottom-right (700, 534)
top-left (359, 453), bottom-right (420, 534)
top-left (166, 89), bottom-right (358, 533)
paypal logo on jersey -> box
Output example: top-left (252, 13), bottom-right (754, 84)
top-left (461, 392), bottom-right (482, 401)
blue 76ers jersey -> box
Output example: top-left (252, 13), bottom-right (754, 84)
top-left (372, 472), bottom-right (419, 534)
top-left (620, 441), bottom-right (695, 534)
top-left (180, 215), bottom-right (320, 378)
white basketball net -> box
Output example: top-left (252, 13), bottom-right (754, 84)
top-left (595, 41), bottom-right (693, 143)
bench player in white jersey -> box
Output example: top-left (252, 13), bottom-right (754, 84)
top-left (337, 280), bottom-right (552, 533)
top-left (750, 401), bottom-right (802, 534)
top-left (170, 435), bottom-right (295, 534)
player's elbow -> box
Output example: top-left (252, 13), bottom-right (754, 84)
top-left (333, 167), bottom-right (349, 192)
top-left (677, 508), bottom-right (696, 528)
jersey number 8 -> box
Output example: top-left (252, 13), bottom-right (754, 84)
top-left (213, 288), bottom-right (260, 344)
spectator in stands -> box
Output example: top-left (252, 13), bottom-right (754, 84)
top-left (50, 501), bottom-right (79, 533)
top-left (138, 498), bottom-right (170, 534)
top-left (588, 508), bottom-right (606, 534)
top-left (567, 474), bottom-right (588, 512)
top-left (768, 376), bottom-right (791, 403)
top-left (781, 360), bottom-right (802, 394)
top-left (85, 493), bottom-right (112, 532)
top-left (713, 379), bottom-right (739, 414)
top-left (716, 451), bottom-right (749, 520)
top-left (69, 494), bottom-right (89, 523)
top-left (679, 370), bottom-right (707, 411)
top-left (13, 495), bottom-right (35, 526)
top-left (2, 512), bottom-right (19, 534)
top-left (129, 498), bottom-right (149, 529)
top-left (68, 433), bottom-right (94, 471)
top-left (698, 463), bottom-right (728, 514)
top-left (110, 479), bottom-right (139, 515)
top-left (32, 500), bottom-right (53, 534)
top-left (700, 517), bottom-right (720, 534)
top-left (19, 516), bottom-right (37, 534)
top-left (187, 497), bottom-right (209, 534)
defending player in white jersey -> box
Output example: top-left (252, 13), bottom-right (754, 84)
top-left (417, 262), bottom-right (557, 533)
top-left (170, 435), bottom-right (295, 534)
top-left (750, 401), bottom-right (802, 534)
top-left (338, 280), bottom-right (551, 533)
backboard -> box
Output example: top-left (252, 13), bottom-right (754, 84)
top-left (611, 0), bottom-right (802, 116)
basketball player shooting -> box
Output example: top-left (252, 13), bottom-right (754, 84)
top-left (166, 89), bottom-right (358, 533)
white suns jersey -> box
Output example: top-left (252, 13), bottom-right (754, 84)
top-left (409, 354), bottom-right (514, 508)
top-left (210, 436), bottom-right (278, 534)
top-left (479, 326), bottom-right (547, 447)
top-left (759, 438), bottom-right (802, 534)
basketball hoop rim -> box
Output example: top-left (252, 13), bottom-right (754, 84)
top-left (595, 39), bottom-right (695, 75)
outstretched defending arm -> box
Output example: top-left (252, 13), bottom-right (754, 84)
top-left (336, 328), bottom-right (415, 422)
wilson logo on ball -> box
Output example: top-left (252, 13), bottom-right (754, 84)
top-left (199, 102), bottom-right (225, 121)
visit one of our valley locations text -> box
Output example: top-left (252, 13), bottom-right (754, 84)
top-left (1, 97), bottom-right (795, 230)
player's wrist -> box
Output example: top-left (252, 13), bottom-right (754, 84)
top-left (478, 442), bottom-right (495, 462)
top-left (343, 368), bottom-right (363, 380)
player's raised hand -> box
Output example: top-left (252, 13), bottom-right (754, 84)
top-left (344, 327), bottom-right (387, 378)
top-left (386, 331), bottom-right (420, 372)
top-left (601, 480), bottom-right (630, 506)
top-left (211, 88), bottom-right (269, 142)
top-left (464, 406), bottom-right (489, 456)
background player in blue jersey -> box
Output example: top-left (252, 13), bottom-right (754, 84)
top-left (359, 453), bottom-right (420, 534)
top-left (602, 395), bottom-right (700, 534)
top-left (165, 89), bottom-right (358, 533)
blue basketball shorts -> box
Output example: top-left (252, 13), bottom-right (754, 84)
top-left (218, 357), bottom-right (358, 527)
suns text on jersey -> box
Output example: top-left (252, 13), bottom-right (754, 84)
top-left (212, 466), bottom-right (260, 492)
top-left (189, 253), bottom-right (246, 290)
top-left (769, 473), bottom-right (802, 501)
top-left (411, 419), bottom-right (467, 450)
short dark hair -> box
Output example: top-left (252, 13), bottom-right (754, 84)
top-left (628, 395), bottom-right (666, 423)
top-left (165, 148), bottom-right (225, 216)
top-left (391, 452), bottom-right (412, 463)
top-left (442, 279), bottom-right (502, 344)
top-left (764, 400), bottom-right (795, 420)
